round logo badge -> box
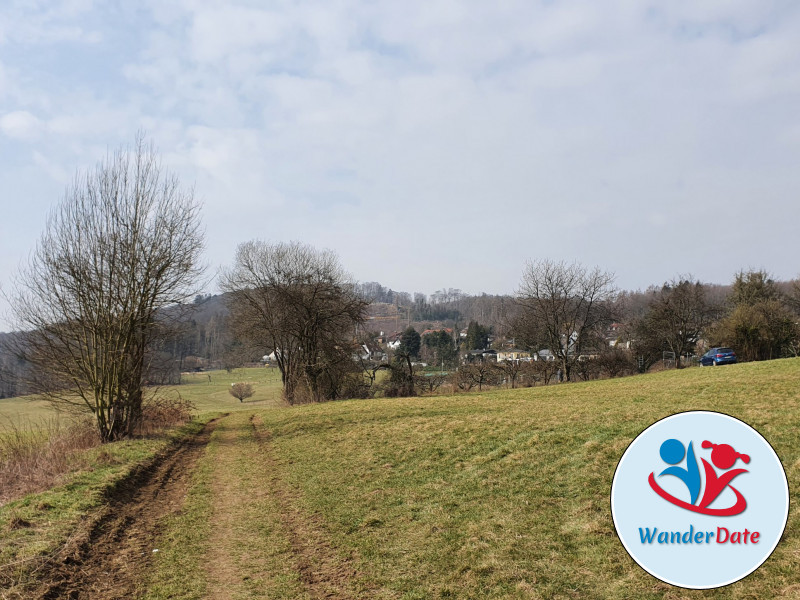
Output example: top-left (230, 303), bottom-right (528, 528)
top-left (611, 411), bottom-right (789, 589)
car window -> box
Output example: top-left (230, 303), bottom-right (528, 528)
top-left (718, 348), bottom-right (734, 354)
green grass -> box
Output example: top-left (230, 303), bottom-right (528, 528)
top-left (0, 367), bottom-right (285, 433)
top-left (0, 396), bottom-right (62, 434)
top-left (3, 359), bottom-right (800, 598)
top-left (145, 413), bottom-right (310, 599)
top-left (171, 367), bottom-right (285, 413)
top-left (244, 358), bottom-right (800, 599)
top-left (144, 425), bottom-right (216, 600)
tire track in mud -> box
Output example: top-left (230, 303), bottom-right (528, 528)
top-left (33, 416), bottom-right (224, 600)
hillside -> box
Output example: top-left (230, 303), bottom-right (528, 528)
top-left (2, 359), bottom-right (799, 598)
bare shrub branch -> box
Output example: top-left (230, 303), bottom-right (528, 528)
top-left (0, 416), bottom-right (99, 505)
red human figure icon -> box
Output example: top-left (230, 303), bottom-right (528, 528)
top-left (698, 441), bottom-right (750, 510)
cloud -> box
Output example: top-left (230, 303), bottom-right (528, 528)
top-left (188, 6), bottom-right (290, 63)
top-left (32, 150), bottom-right (71, 182)
top-left (1, 1), bottom-right (800, 331)
top-left (0, 1), bottom-right (102, 46)
top-left (0, 111), bottom-right (44, 141)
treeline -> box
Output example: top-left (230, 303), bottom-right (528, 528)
top-left (381, 265), bottom-right (800, 395)
top-left (623, 272), bottom-right (800, 371)
top-left (3, 267), bottom-right (798, 400)
top-left (0, 333), bottom-right (29, 399)
top-left (354, 282), bottom-right (512, 327)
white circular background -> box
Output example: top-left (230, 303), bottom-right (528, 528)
top-left (611, 411), bottom-right (789, 589)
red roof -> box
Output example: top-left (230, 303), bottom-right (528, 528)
top-left (421, 328), bottom-right (453, 336)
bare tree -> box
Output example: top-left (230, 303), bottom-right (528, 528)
top-left (709, 271), bottom-right (799, 362)
top-left (788, 279), bottom-right (800, 316)
top-left (515, 260), bottom-right (616, 382)
top-left (387, 348), bottom-right (417, 397)
top-left (457, 361), bottom-right (500, 392)
top-left (221, 241), bottom-right (368, 404)
top-left (414, 371), bottom-right (446, 394)
top-left (634, 278), bottom-right (716, 368)
top-left (496, 359), bottom-right (523, 389)
top-left (9, 135), bottom-right (204, 441)
top-left (595, 347), bottom-right (636, 378)
top-left (229, 382), bottom-right (255, 403)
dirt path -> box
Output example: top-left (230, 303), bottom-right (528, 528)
top-left (19, 411), bottom-right (368, 599)
top-left (199, 412), bottom-right (367, 600)
top-left (204, 416), bottom-right (260, 599)
top-left (33, 417), bottom-right (222, 600)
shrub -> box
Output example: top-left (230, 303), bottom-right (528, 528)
top-left (229, 382), bottom-right (255, 403)
top-left (137, 392), bottom-right (196, 436)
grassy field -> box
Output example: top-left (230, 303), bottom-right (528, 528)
top-left (169, 367), bottom-right (285, 412)
top-left (0, 396), bottom-right (58, 431)
top-left (2, 358), bottom-right (800, 598)
top-left (0, 366), bottom-right (285, 431)
top-left (147, 358), bottom-right (800, 599)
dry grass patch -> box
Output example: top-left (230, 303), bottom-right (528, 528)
top-left (0, 391), bottom-right (196, 507)
top-left (0, 417), bottom-right (99, 505)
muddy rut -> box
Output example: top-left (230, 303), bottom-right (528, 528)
top-left (33, 417), bottom-right (222, 600)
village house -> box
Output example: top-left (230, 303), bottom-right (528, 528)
top-left (496, 349), bottom-right (532, 362)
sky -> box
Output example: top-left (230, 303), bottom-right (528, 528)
top-left (1, 1), bottom-right (799, 330)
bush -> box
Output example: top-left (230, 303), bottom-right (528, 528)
top-left (595, 348), bottom-right (638, 378)
top-left (452, 363), bottom-right (501, 392)
top-left (415, 372), bottom-right (447, 394)
top-left (137, 392), bottom-right (196, 435)
top-left (526, 360), bottom-right (558, 385)
top-left (710, 301), bottom-right (800, 362)
top-left (381, 357), bottom-right (417, 398)
top-left (229, 382), bottom-right (255, 403)
top-left (337, 375), bottom-right (375, 399)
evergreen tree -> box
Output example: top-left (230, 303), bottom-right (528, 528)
top-left (423, 330), bottom-right (458, 368)
top-left (464, 321), bottom-right (490, 350)
top-left (398, 326), bottom-right (421, 358)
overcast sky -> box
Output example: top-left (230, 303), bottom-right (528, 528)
top-left (1, 1), bottom-right (799, 330)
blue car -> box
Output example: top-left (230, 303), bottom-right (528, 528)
top-left (699, 347), bottom-right (737, 366)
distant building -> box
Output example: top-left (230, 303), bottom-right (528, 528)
top-left (534, 349), bottom-right (556, 362)
top-left (461, 349), bottom-right (497, 364)
top-left (354, 341), bottom-right (386, 362)
top-left (496, 349), bottom-right (531, 362)
top-left (606, 323), bottom-right (631, 348)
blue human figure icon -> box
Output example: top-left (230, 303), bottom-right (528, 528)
top-left (658, 439), bottom-right (701, 505)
